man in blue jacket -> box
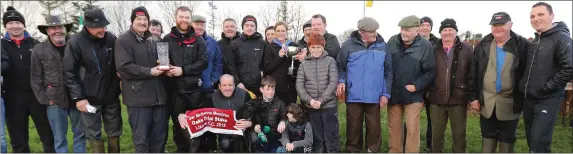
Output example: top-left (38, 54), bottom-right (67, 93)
top-left (336, 17), bottom-right (392, 153)
top-left (191, 15), bottom-right (223, 153)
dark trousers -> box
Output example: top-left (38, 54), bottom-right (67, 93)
top-left (480, 109), bottom-right (519, 143)
top-left (424, 101), bottom-right (432, 150)
top-left (308, 107), bottom-right (339, 153)
top-left (523, 96), bottom-right (563, 153)
top-left (429, 104), bottom-right (467, 153)
top-left (80, 102), bottom-right (123, 140)
top-left (4, 92), bottom-right (55, 153)
top-left (198, 91), bottom-right (217, 152)
top-left (127, 105), bottom-right (167, 153)
top-left (345, 103), bottom-right (379, 152)
top-left (276, 91), bottom-right (297, 105)
top-left (165, 91), bottom-right (202, 153)
top-left (218, 134), bottom-right (249, 153)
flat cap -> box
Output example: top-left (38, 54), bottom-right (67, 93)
top-left (191, 15), bottom-right (206, 23)
top-left (398, 15), bottom-right (420, 28)
top-left (357, 17), bottom-right (379, 31)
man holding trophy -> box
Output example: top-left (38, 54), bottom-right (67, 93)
top-left (114, 6), bottom-right (169, 153)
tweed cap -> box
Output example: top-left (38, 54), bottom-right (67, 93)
top-left (398, 15), bottom-right (420, 28)
top-left (192, 15), bottom-right (206, 23)
top-left (357, 17), bottom-right (379, 31)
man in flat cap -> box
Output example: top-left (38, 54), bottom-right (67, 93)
top-left (337, 17), bottom-right (392, 153)
top-left (468, 11), bottom-right (529, 153)
top-left (386, 15), bottom-right (435, 153)
top-left (63, 7), bottom-right (122, 153)
top-left (30, 14), bottom-right (86, 153)
top-left (191, 14), bottom-right (223, 153)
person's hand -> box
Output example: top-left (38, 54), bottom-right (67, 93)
top-left (150, 66), bottom-right (164, 76)
top-left (277, 121), bottom-right (286, 133)
top-left (470, 100), bottom-right (480, 111)
top-left (279, 48), bottom-right (286, 57)
top-left (49, 100), bottom-right (55, 105)
top-left (286, 143), bottom-right (295, 152)
top-left (295, 49), bottom-right (307, 61)
top-left (254, 124), bottom-right (261, 133)
top-left (336, 83), bottom-right (345, 96)
top-left (178, 114), bottom-right (188, 129)
top-left (405, 85), bottom-right (416, 92)
top-left (235, 119), bottom-right (253, 130)
top-left (76, 99), bottom-right (89, 112)
top-left (169, 66), bottom-right (183, 77)
top-left (379, 96), bottom-right (388, 108)
top-left (237, 83), bottom-right (247, 91)
top-left (310, 99), bottom-right (321, 109)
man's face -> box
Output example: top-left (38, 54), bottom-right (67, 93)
top-left (176, 10), bottom-right (191, 31)
top-left (223, 21), bottom-right (237, 38)
top-left (420, 22), bottom-right (432, 37)
top-left (86, 26), bottom-right (107, 38)
top-left (491, 22), bottom-right (512, 39)
top-left (191, 21), bottom-right (206, 36)
top-left (265, 29), bottom-right (275, 43)
top-left (400, 27), bottom-right (419, 43)
top-left (243, 21), bottom-right (256, 36)
top-left (47, 25), bottom-right (66, 44)
top-left (132, 16), bottom-right (149, 34)
top-left (149, 25), bottom-right (162, 37)
top-left (530, 5), bottom-right (554, 33)
top-left (440, 28), bottom-right (457, 43)
top-left (359, 30), bottom-right (377, 43)
top-left (303, 27), bottom-right (312, 38)
top-left (5, 21), bottom-right (24, 37)
top-left (219, 77), bottom-right (235, 97)
top-left (259, 85), bottom-right (275, 100)
top-left (311, 18), bottom-right (325, 35)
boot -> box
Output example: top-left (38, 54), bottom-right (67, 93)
top-left (89, 139), bottom-right (105, 153)
top-left (498, 142), bottom-right (515, 153)
top-left (481, 138), bottom-right (497, 153)
top-left (108, 137), bottom-right (120, 153)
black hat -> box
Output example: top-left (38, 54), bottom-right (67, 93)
top-left (131, 6), bottom-right (150, 23)
top-left (489, 12), bottom-right (511, 25)
top-left (420, 16), bottom-right (433, 29)
top-left (2, 6), bottom-right (26, 27)
top-left (439, 18), bottom-right (458, 32)
top-left (303, 20), bottom-right (311, 29)
top-left (241, 15), bottom-right (257, 30)
top-left (84, 8), bottom-right (110, 28)
top-left (37, 15), bottom-right (73, 35)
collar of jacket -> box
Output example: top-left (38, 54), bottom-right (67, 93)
top-left (535, 21), bottom-right (570, 39)
top-left (169, 26), bottom-right (195, 39)
top-left (436, 36), bottom-right (462, 51)
top-left (481, 30), bottom-right (522, 55)
top-left (130, 27), bottom-right (152, 43)
top-left (3, 31), bottom-right (30, 40)
top-left (395, 34), bottom-right (422, 51)
top-left (272, 38), bottom-right (293, 47)
top-left (220, 32), bottom-right (241, 41)
top-left (350, 30), bottom-right (385, 48)
top-left (80, 27), bottom-right (108, 41)
top-left (240, 32), bottom-right (263, 41)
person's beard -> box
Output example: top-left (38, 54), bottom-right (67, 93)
top-left (50, 33), bottom-right (66, 45)
top-left (176, 22), bottom-right (189, 32)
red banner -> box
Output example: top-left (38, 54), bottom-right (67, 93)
top-left (184, 108), bottom-right (243, 139)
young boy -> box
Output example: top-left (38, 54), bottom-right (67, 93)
top-left (251, 76), bottom-right (287, 152)
top-left (280, 103), bottom-right (313, 153)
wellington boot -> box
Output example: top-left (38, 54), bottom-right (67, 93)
top-left (108, 137), bottom-right (120, 153)
top-left (89, 139), bottom-right (105, 153)
top-left (498, 142), bottom-right (515, 153)
top-left (481, 138), bottom-right (498, 153)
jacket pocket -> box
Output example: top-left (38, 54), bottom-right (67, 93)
top-left (45, 86), bottom-right (62, 105)
top-left (131, 81), bottom-right (149, 94)
top-left (454, 84), bottom-right (468, 102)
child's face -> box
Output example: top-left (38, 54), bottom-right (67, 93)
top-left (287, 113), bottom-right (297, 122)
top-left (260, 85), bottom-right (275, 100)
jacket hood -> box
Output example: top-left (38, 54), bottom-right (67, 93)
top-left (349, 30), bottom-right (385, 46)
top-left (3, 31), bottom-right (30, 40)
top-left (169, 26), bottom-right (196, 39)
top-left (271, 38), bottom-right (293, 47)
top-left (220, 31), bottom-right (241, 41)
top-left (536, 21), bottom-right (570, 38)
top-left (239, 31), bottom-right (263, 40)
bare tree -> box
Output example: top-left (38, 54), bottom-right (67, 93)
top-left (287, 2), bottom-right (306, 41)
top-left (157, 1), bottom-right (201, 28)
top-left (38, 0), bottom-right (64, 18)
top-left (338, 28), bottom-right (356, 43)
top-left (256, 1), bottom-right (280, 32)
top-left (103, 1), bottom-right (149, 35)
top-left (207, 1), bottom-right (218, 39)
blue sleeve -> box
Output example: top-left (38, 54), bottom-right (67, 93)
top-left (383, 51), bottom-right (393, 99)
top-left (211, 39), bottom-right (223, 84)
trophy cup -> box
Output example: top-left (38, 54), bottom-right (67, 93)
top-left (156, 42), bottom-right (171, 71)
top-left (286, 46), bottom-right (300, 76)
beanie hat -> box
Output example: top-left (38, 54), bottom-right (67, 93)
top-left (2, 6), bottom-right (26, 27)
top-left (302, 20), bottom-right (311, 29)
top-left (420, 16), bottom-right (433, 29)
top-left (439, 18), bottom-right (458, 32)
top-left (130, 6), bottom-right (150, 23)
top-left (241, 15), bottom-right (257, 30)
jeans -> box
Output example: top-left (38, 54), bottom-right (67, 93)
top-left (47, 105), bottom-right (86, 153)
top-left (1, 98), bottom-right (7, 153)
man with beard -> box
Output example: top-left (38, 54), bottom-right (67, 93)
top-left (519, 2), bottom-right (573, 152)
top-left (311, 14), bottom-right (340, 60)
top-left (162, 6), bottom-right (208, 153)
top-left (63, 8), bottom-right (122, 153)
top-left (227, 15), bottom-right (267, 97)
top-left (190, 14), bottom-right (223, 153)
top-left (1, 6), bottom-right (55, 153)
top-left (149, 19), bottom-right (163, 41)
top-left (218, 18), bottom-right (241, 74)
top-left (30, 15), bottom-right (86, 153)
top-left (115, 7), bottom-right (168, 153)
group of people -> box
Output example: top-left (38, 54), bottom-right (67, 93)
top-left (0, 1), bottom-right (571, 153)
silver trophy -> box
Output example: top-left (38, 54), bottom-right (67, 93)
top-left (286, 46), bottom-right (300, 76)
top-left (156, 42), bottom-right (171, 71)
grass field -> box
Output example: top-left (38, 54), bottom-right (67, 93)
top-left (4, 103), bottom-right (573, 153)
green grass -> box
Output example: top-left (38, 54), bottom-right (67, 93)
top-left (4, 103), bottom-right (573, 152)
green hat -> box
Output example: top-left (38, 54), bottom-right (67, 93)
top-left (191, 15), bottom-right (206, 23)
top-left (398, 15), bottom-right (420, 28)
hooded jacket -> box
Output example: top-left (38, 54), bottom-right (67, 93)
top-left (263, 39), bottom-right (300, 93)
top-left (387, 34), bottom-right (436, 105)
top-left (337, 31), bottom-right (393, 104)
top-left (30, 36), bottom-right (72, 107)
top-left (518, 21), bottom-right (573, 100)
top-left (227, 32), bottom-right (266, 88)
top-left (115, 28), bottom-right (167, 107)
top-left (296, 50), bottom-right (338, 109)
top-left (218, 32), bottom-right (241, 74)
top-left (2, 31), bottom-right (39, 93)
top-left (63, 28), bottom-right (121, 104)
top-left (200, 33), bottom-right (223, 92)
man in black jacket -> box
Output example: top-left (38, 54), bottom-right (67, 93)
top-left (115, 7), bottom-right (168, 153)
top-left (163, 6), bottom-right (208, 153)
top-left (218, 18), bottom-right (241, 75)
top-left (227, 15), bottom-right (267, 97)
top-left (1, 6), bottom-right (55, 153)
top-left (310, 14), bottom-right (340, 60)
top-left (418, 16), bottom-right (438, 152)
top-left (63, 8), bottom-right (122, 153)
top-left (519, 2), bottom-right (573, 152)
